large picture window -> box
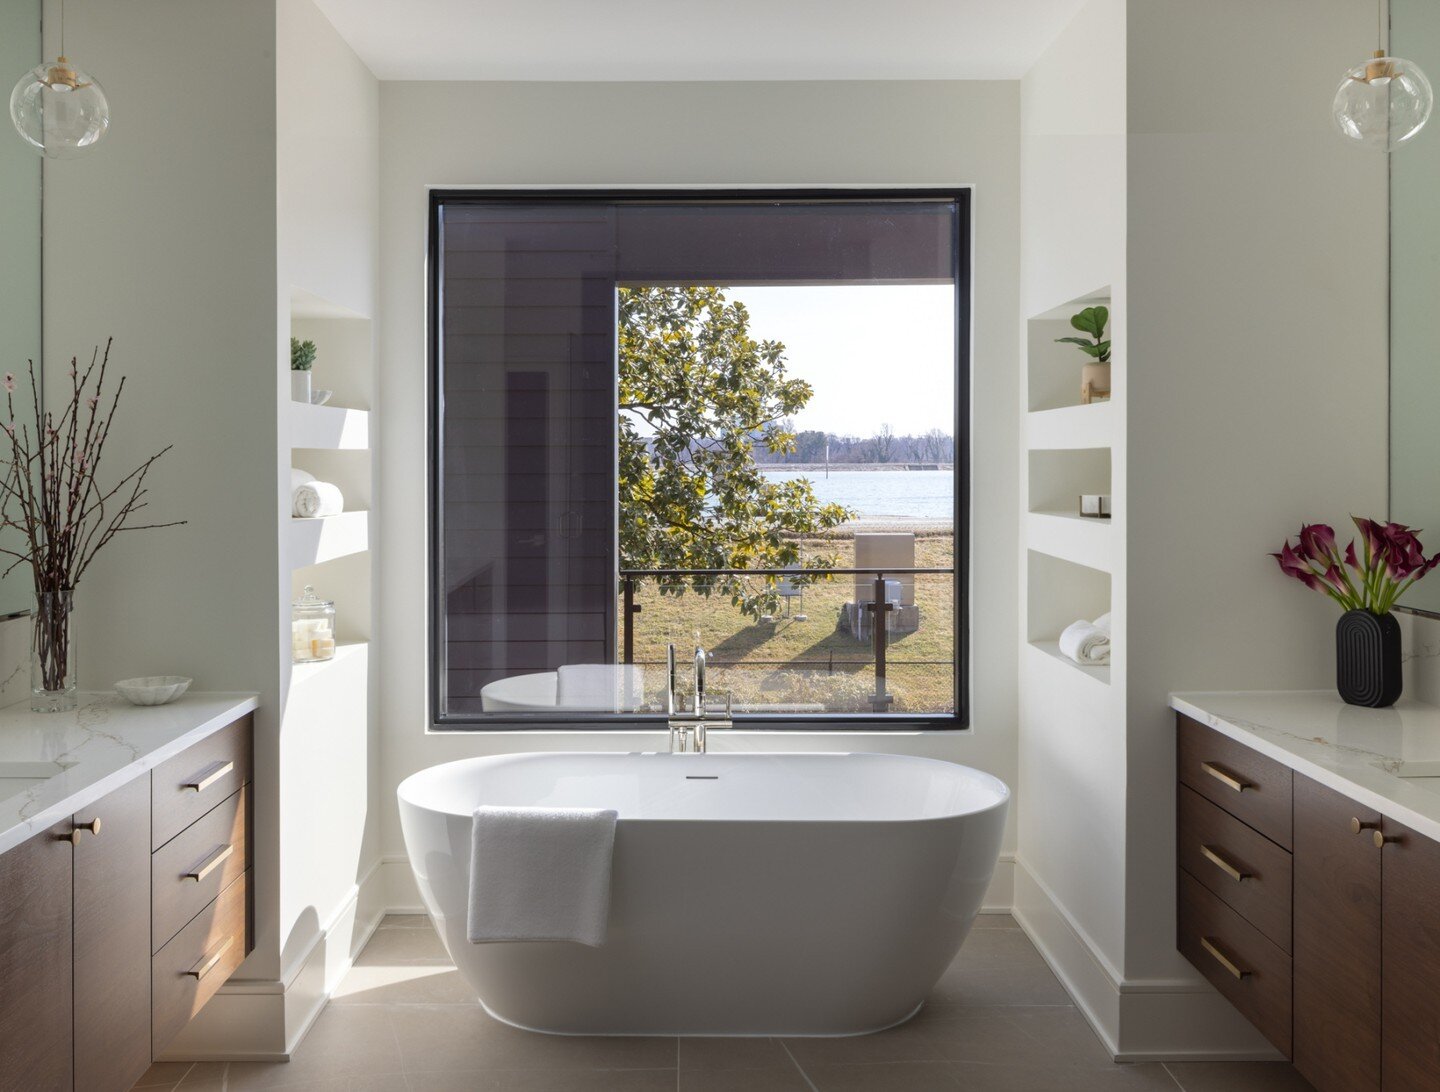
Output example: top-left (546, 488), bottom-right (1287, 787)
top-left (430, 191), bottom-right (969, 728)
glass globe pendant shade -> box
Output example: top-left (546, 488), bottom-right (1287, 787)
top-left (10, 57), bottom-right (109, 158)
top-left (1333, 51), bottom-right (1433, 151)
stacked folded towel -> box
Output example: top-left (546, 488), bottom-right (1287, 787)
top-left (468, 805), bottom-right (619, 947)
top-left (1059, 612), bottom-right (1112, 665)
top-left (291, 467), bottom-right (344, 519)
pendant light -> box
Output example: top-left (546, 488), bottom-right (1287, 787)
top-left (1333, 0), bottom-right (1432, 151)
top-left (9, 0), bottom-right (109, 158)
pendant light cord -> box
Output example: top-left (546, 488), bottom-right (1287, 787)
top-left (59, 0), bottom-right (65, 58)
top-left (1379, 0), bottom-right (1387, 54)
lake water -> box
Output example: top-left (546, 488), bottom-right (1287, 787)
top-left (760, 468), bottom-right (954, 523)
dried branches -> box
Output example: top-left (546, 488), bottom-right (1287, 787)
top-left (0, 340), bottom-right (184, 691)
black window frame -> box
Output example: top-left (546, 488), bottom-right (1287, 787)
top-left (428, 187), bottom-right (972, 731)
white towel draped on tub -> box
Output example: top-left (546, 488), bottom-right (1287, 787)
top-left (1059, 612), bottom-right (1112, 665)
top-left (468, 805), bottom-right (619, 947)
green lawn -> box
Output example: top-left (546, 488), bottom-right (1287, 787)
top-left (620, 531), bottom-right (956, 714)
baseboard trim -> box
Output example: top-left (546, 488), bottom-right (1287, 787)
top-left (155, 857), bottom-right (389, 1062)
top-left (1011, 858), bottom-right (1284, 1062)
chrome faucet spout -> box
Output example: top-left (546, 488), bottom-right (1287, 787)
top-left (666, 643), bottom-right (676, 717)
top-left (667, 642), bottom-right (727, 754)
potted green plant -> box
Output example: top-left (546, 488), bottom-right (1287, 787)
top-left (291, 337), bottom-right (316, 403)
top-left (1055, 306), bottom-right (1111, 404)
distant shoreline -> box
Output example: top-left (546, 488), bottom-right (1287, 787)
top-left (758, 463), bottom-right (954, 473)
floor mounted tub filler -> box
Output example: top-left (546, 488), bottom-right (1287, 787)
top-left (397, 751), bottom-right (1009, 1036)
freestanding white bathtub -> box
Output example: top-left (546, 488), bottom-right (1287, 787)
top-left (397, 751), bottom-right (1009, 1036)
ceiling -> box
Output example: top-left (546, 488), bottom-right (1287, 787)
top-left (312, 0), bottom-right (1090, 82)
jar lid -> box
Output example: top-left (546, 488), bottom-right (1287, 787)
top-left (292, 584), bottom-right (334, 609)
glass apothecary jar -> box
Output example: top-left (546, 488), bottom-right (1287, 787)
top-left (292, 585), bottom-right (336, 663)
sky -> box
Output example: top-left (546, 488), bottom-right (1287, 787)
top-left (725, 284), bottom-right (956, 437)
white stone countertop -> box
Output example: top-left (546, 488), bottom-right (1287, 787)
top-left (0, 691), bottom-right (258, 855)
top-left (1171, 690), bottom-right (1440, 844)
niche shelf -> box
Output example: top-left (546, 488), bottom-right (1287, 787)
top-left (290, 402), bottom-right (369, 450)
top-left (288, 510), bottom-right (369, 569)
top-left (1026, 402), bottom-right (1113, 451)
top-left (1026, 510), bottom-right (1111, 572)
top-left (1026, 639), bottom-right (1110, 685)
top-left (1029, 447), bottom-right (1110, 505)
top-left (1027, 288), bottom-right (1112, 413)
top-left (290, 639), bottom-right (369, 687)
top-left (1026, 549), bottom-right (1111, 685)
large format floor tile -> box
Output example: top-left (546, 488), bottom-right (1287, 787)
top-left (131, 912), bottom-right (1314, 1092)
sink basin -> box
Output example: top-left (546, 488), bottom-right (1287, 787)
top-left (0, 760), bottom-right (67, 798)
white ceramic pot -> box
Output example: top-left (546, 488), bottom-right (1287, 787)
top-left (291, 370), bottom-right (312, 403)
top-left (1081, 361), bottom-right (1111, 404)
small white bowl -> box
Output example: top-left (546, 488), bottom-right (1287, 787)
top-left (114, 676), bottom-right (192, 706)
top-left (310, 389), bottom-right (334, 406)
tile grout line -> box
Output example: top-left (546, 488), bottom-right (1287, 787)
top-left (1159, 1061), bottom-right (1187, 1090)
top-left (778, 1037), bottom-right (820, 1092)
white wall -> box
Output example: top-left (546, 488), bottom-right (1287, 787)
top-left (273, 0), bottom-right (381, 1037)
top-left (376, 80), bottom-right (1023, 893)
top-left (42, 0), bottom-right (282, 980)
top-left (1118, 0), bottom-right (1387, 1056)
top-left (43, 0), bottom-right (382, 1058)
top-left (1014, 0), bottom-right (1390, 1059)
top-left (1015, 0), bottom-right (1128, 998)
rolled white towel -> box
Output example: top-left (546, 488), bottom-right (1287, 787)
top-left (291, 467), bottom-right (316, 490)
top-left (1059, 617), bottom-right (1111, 665)
top-left (293, 480), bottom-right (344, 519)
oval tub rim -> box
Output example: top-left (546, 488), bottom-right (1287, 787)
top-left (396, 750), bottom-right (1010, 826)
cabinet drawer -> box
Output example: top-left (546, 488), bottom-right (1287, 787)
top-left (1178, 714), bottom-right (1293, 849)
top-left (152, 871), bottom-right (250, 1055)
top-left (152, 715), bottom-right (252, 850)
top-left (152, 785), bottom-right (249, 952)
top-left (1179, 870), bottom-right (1292, 1057)
top-left (1178, 784), bottom-right (1292, 952)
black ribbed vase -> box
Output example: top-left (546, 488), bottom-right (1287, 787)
top-left (1335, 609), bottom-right (1402, 708)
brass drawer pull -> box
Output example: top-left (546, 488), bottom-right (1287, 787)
top-left (185, 936), bottom-right (233, 981)
top-left (1200, 761), bottom-right (1249, 793)
top-left (1375, 830), bottom-right (1403, 849)
top-left (185, 844), bottom-right (234, 882)
top-left (1351, 817), bottom-right (1379, 835)
top-left (183, 760), bottom-right (234, 793)
top-left (1200, 844), bottom-right (1250, 882)
top-left (1200, 936), bottom-right (1250, 980)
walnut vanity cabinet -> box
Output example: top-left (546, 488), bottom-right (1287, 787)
top-left (0, 711), bottom-right (253, 1092)
top-left (1176, 712), bottom-right (1440, 1092)
top-left (72, 775), bottom-right (154, 1092)
top-left (1378, 817), bottom-right (1440, 1089)
top-left (1292, 774), bottom-right (1382, 1092)
top-left (0, 818), bottom-right (73, 1092)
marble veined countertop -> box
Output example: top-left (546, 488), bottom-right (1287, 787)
top-left (1171, 690), bottom-right (1440, 844)
top-left (0, 691), bottom-right (258, 855)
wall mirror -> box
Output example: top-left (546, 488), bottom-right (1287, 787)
top-left (0, 1), bottom-right (43, 618)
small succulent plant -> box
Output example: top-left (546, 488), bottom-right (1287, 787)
top-left (1055, 306), bottom-right (1111, 363)
top-left (290, 337), bottom-right (317, 372)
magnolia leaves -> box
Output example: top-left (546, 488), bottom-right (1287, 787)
top-left (1055, 305), bottom-right (1111, 363)
top-left (617, 286), bottom-right (853, 618)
